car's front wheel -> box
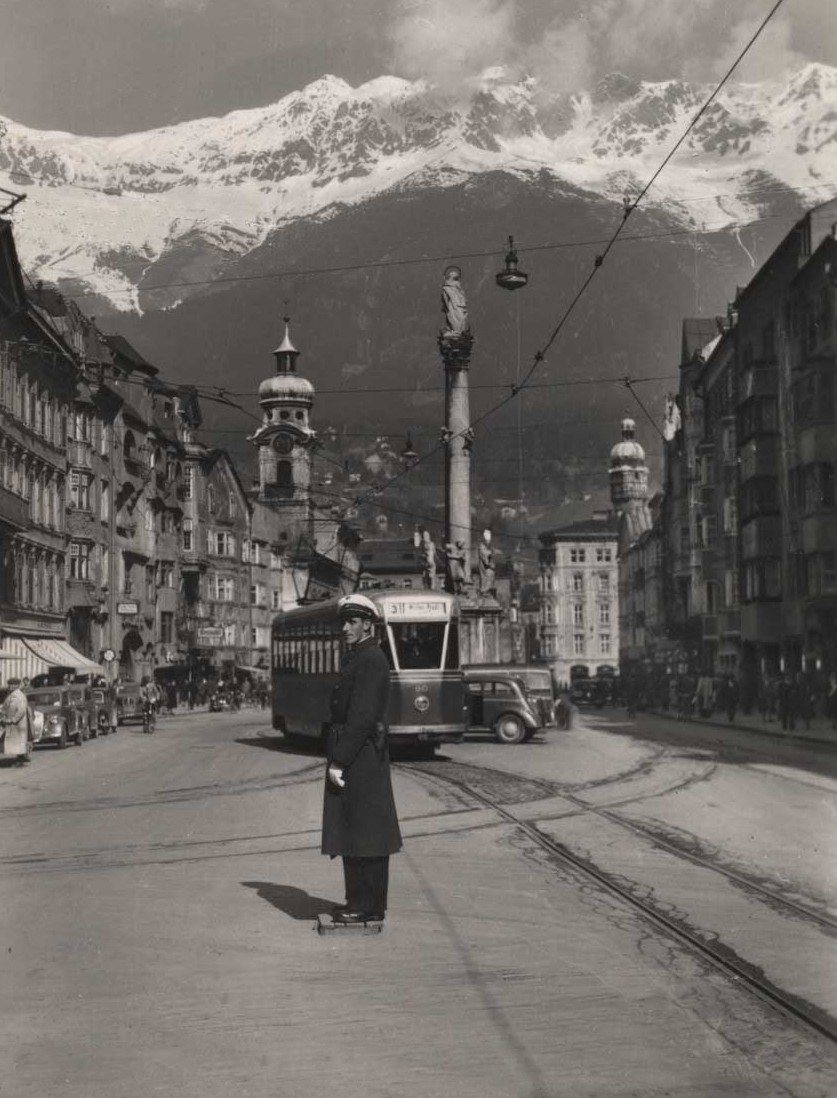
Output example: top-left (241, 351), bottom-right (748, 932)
top-left (494, 713), bottom-right (527, 744)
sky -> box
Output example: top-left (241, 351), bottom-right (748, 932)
top-left (0, 0), bottom-right (834, 135)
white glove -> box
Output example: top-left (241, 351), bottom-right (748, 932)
top-left (327, 765), bottom-right (346, 789)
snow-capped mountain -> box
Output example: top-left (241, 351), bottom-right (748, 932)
top-left (1, 63), bottom-right (834, 311)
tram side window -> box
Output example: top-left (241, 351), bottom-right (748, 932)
top-left (389, 622), bottom-right (446, 669)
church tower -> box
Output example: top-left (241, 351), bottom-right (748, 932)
top-left (251, 316), bottom-right (316, 529)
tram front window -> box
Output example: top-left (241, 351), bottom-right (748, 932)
top-left (389, 622), bottom-right (446, 670)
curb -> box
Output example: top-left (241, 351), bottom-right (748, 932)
top-left (646, 709), bottom-right (837, 750)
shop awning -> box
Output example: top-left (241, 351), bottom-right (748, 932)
top-left (25, 638), bottom-right (104, 675)
top-left (0, 636), bottom-right (104, 682)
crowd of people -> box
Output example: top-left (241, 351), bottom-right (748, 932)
top-left (622, 668), bottom-right (837, 732)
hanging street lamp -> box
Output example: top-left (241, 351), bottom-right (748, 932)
top-left (495, 235), bottom-right (528, 292)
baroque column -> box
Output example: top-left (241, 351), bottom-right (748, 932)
top-left (438, 265), bottom-right (474, 589)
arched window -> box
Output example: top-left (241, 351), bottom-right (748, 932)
top-left (123, 430), bottom-right (136, 463)
top-left (228, 490), bottom-right (235, 517)
top-left (207, 485), bottom-right (216, 514)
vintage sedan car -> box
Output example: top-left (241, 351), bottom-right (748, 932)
top-left (65, 684), bottom-right (96, 739)
top-left (27, 686), bottom-right (86, 748)
top-left (464, 664), bottom-right (557, 731)
top-left (463, 670), bottom-right (542, 744)
top-left (115, 683), bottom-right (144, 726)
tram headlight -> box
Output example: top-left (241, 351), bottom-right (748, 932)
top-left (414, 695), bottom-right (430, 713)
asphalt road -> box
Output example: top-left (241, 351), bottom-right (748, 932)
top-left (0, 707), bottom-right (835, 1098)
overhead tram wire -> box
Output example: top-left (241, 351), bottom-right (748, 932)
top-left (303, 0), bottom-right (789, 561)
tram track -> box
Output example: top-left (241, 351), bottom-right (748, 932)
top-left (399, 759), bottom-right (837, 1045)
top-left (402, 757), bottom-right (837, 934)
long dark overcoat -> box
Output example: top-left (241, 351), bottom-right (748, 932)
top-left (321, 637), bottom-right (402, 858)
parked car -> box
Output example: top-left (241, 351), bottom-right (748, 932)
top-left (115, 683), bottom-right (144, 726)
top-left (570, 679), bottom-right (609, 708)
top-left (90, 686), bottom-right (117, 735)
top-left (27, 686), bottom-right (85, 748)
top-left (66, 684), bottom-right (101, 738)
top-left (463, 669), bottom-right (542, 744)
top-left (465, 664), bottom-right (557, 731)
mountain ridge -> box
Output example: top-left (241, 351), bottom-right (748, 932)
top-left (1, 62), bottom-right (834, 311)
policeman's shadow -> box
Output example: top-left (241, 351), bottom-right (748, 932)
top-left (242, 881), bottom-right (335, 920)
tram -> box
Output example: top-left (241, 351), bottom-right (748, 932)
top-left (270, 590), bottom-right (467, 748)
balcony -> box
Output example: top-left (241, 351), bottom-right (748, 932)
top-left (701, 614), bottom-right (719, 639)
top-left (721, 609), bottom-right (741, 635)
top-left (181, 548), bottom-right (209, 572)
top-left (740, 367), bottom-right (778, 400)
top-left (798, 424), bottom-right (837, 465)
top-left (123, 453), bottom-right (152, 483)
top-left (67, 438), bottom-right (93, 469)
top-left (0, 483), bottom-right (29, 530)
top-left (740, 601), bottom-right (782, 642)
top-left (802, 512), bottom-right (837, 554)
top-left (741, 515), bottom-right (782, 558)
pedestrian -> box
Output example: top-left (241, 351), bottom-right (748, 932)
top-left (723, 675), bottom-right (739, 723)
top-left (166, 681), bottom-right (178, 715)
top-left (668, 677), bottom-right (679, 717)
top-left (796, 672), bottom-right (814, 731)
top-left (826, 672), bottom-right (837, 730)
top-left (0, 677), bottom-right (33, 765)
top-left (777, 673), bottom-right (797, 732)
top-left (322, 594), bottom-right (402, 925)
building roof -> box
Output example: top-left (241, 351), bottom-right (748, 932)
top-left (539, 512), bottom-right (619, 543)
top-left (103, 334), bottom-right (159, 376)
top-left (680, 318), bottom-right (718, 365)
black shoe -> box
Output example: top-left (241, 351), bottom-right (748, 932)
top-left (333, 910), bottom-right (379, 925)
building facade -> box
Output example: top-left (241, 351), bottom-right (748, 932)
top-left (0, 222), bottom-right (83, 681)
top-left (538, 512), bottom-right (620, 687)
top-left (612, 201), bottom-right (837, 709)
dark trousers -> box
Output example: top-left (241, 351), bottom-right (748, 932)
top-left (343, 856), bottom-right (389, 915)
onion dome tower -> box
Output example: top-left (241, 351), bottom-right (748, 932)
top-left (251, 316), bottom-right (316, 524)
top-left (609, 417), bottom-right (648, 508)
top-left (609, 417), bottom-right (651, 546)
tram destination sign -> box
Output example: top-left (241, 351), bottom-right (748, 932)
top-left (384, 599), bottom-right (450, 621)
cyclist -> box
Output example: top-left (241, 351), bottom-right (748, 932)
top-left (140, 676), bottom-right (158, 733)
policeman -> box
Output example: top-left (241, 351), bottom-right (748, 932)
top-left (322, 594), bottom-right (402, 924)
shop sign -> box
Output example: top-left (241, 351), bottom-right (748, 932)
top-left (117, 601), bottom-right (139, 615)
top-left (197, 626), bottom-right (225, 647)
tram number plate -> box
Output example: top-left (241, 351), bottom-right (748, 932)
top-left (385, 601), bottom-right (449, 620)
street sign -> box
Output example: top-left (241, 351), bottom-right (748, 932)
top-left (102, 648), bottom-right (116, 663)
top-left (117, 601), bottom-right (139, 615)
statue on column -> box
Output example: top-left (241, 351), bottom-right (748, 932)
top-left (415, 528), bottom-right (437, 590)
top-left (441, 266), bottom-right (470, 338)
top-left (445, 540), bottom-right (467, 595)
top-left (478, 528), bottom-right (496, 597)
